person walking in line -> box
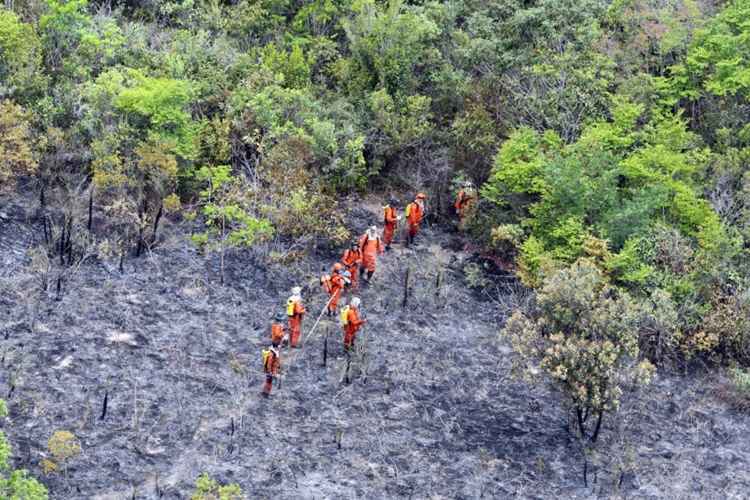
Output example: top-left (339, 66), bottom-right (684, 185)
top-left (286, 286), bottom-right (306, 348)
top-left (454, 181), bottom-right (476, 230)
top-left (340, 296), bottom-right (366, 352)
top-left (358, 226), bottom-right (384, 284)
top-left (383, 197), bottom-right (400, 250)
top-left (270, 312), bottom-right (286, 345)
top-left (341, 241), bottom-right (363, 290)
top-left (261, 319), bottom-right (283, 397)
top-left (405, 193), bottom-right (427, 246)
top-left (321, 263), bottom-right (347, 316)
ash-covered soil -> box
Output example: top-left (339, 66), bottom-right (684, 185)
top-left (2, 198), bottom-right (750, 499)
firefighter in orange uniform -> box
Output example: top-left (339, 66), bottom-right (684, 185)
top-left (383, 197), bottom-right (400, 250)
top-left (262, 314), bottom-right (284, 397)
top-left (358, 226), bottom-right (384, 283)
top-left (454, 181), bottom-right (476, 230)
top-left (342, 297), bottom-right (366, 352)
top-left (405, 193), bottom-right (426, 246)
top-left (321, 263), bottom-right (347, 316)
top-left (341, 242), bottom-right (362, 290)
top-left (286, 286), bottom-right (306, 348)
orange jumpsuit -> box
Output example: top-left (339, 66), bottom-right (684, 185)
top-left (343, 306), bottom-right (366, 350)
top-left (454, 190), bottom-right (475, 221)
top-left (262, 346), bottom-right (280, 395)
top-left (287, 299), bottom-right (305, 347)
top-left (322, 273), bottom-right (345, 313)
top-left (406, 201), bottom-right (424, 239)
top-left (383, 205), bottom-right (398, 246)
top-left (359, 233), bottom-right (384, 273)
top-left (342, 248), bottom-right (362, 290)
top-left (271, 322), bottom-right (285, 345)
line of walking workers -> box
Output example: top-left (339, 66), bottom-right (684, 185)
top-left (261, 183), bottom-right (477, 396)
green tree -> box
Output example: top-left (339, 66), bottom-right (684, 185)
top-left (503, 260), bottom-right (655, 442)
top-left (481, 97), bottom-right (725, 287)
top-left (0, 100), bottom-right (37, 192)
top-left (0, 8), bottom-right (45, 100)
top-left (341, 0), bottom-right (441, 98)
top-left (0, 400), bottom-right (48, 499)
top-left (192, 165), bottom-right (274, 284)
top-left (84, 67), bottom-right (198, 256)
top-left (675, 0), bottom-right (750, 99)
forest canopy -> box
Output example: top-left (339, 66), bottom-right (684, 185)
top-left (0, 0), bottom-right (748, 360)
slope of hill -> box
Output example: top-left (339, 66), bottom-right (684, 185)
top-left (1, 197), bottom-right (749, 498)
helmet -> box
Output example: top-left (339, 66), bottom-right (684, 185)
top-left (416, 192), bottom-right (427, 200)
top-left (333, 262), bottom-right (344, 272)
top-left (291, 286), bottom-right (302, 295)
top-left (389, 196), bottom-right (398, 205)
top-left (350, 297), bottom-right (361, 307)
top-left (274, 313), bottom-right (284, 322)
top-left (369, 225), bottom-right (378, 232)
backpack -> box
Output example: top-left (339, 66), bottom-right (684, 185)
top-left (406, 202), bottom-right (420, 219)
top-left (262, 348), bottom-right (272, 371)
top-left (339, 305), bottom-right (350, 327)
top-left (286, 298), bottom-right (295, 316)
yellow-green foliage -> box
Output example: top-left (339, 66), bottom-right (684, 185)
top-left (0, 399), bottom-right (48, 499)
top-left (192, 165), bottom-right (274, 253)
top-left (191, 473), bottom-right (244, 500)
top-left (673, 0), bottom-right (750, 98)
top-left (0, 8), bottom-right (44, 98)
top-left (688, 291), bottom-right (750, 363)
top-left (47, 430), bottom-right (81, 469)
top-left (481, 97), bottom-right (726, 290)
top-left (0, 100), bottom-right (37, 191)
top-left (503, 260), bottom-right (654, 438)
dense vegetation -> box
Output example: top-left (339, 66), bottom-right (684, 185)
top-left (2, 0), bottom-right (750, 492)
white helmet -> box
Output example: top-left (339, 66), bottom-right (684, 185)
top-left (291, 286), bottom-right (302, 296)
top-left (350, 297), bottom-right (361, 307)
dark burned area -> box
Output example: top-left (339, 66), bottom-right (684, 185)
top-left (1, 197), bottom-right (750, 499)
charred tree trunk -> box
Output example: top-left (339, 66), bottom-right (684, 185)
top-left (151, 203), bottom-right (163, 245)
top-left (65, 216), bottom-right (73, 265)
top-left (100, 390), bottom-right (108, 420)
top-left (136, 199), bottom-right (147, 257)
top-left (88, 189), bottom-right (93, 232)
top-left (42, 216), bottom-right (49, 246)
top-left (402, 267), bottom-right (411, 308)
top-left (590, 411), bottom-right (604, 443)
top-left (136, 226), bottom-right (144, 258)
top-left (55, 274), bottom-right (62, 301)
top-left (576, 407), bottom-right (587, 440)
top-left (59, 217), bottom-right (66, 265)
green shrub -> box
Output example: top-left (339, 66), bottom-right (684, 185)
top-left (503, 260), bottom-right (655, 442)
top-left (0, 399), bottom-right (48, 499)
top-left (191, 473), bottom-right (244, 500)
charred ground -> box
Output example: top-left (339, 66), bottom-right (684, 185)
top-left (1, 197), bottom-right (749, 499)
